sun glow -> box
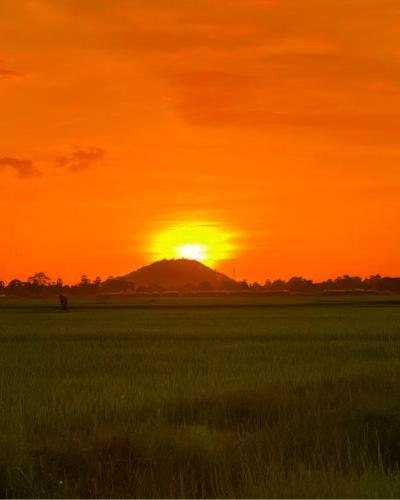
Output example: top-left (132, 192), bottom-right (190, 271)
top-left (176, 243), bottom-right (208, 261)
top-left (152, 221), bottom-right (236, 266)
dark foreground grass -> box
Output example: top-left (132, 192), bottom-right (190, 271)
top-left (1, 296), bottom-right (400, 498)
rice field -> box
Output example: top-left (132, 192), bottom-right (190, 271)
top-left (1, 296), bottom-right (400, 498)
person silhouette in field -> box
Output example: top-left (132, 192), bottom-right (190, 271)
top-left (59, 294), bottom-right (68, 311)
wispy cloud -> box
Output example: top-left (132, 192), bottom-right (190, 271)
top-left (0, 58), bottom-right (20, 79)
top-left (57, 0), bottom-right (398, 138)
top-left (0, 65), bottom-right (18, 79)
top-left (0, 157), bottom-right (42, 178)
top-left (57, 147), bottom-right (105, 172)
top-left (2, 0), bottom-right (400, 141)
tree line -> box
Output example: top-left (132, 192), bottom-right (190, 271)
top-left (1, 272), bottom-right (400, 296)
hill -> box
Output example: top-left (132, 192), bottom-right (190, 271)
top-left (122, 259), bottom-right (231, 289)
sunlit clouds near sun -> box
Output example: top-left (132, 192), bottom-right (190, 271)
top-left (151, 221), bottom-right (237, 267)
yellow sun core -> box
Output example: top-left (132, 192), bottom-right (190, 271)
top-left (176, 243), bottom-right (208, 262)
top-left (151, 221), bottom-right (235, 266)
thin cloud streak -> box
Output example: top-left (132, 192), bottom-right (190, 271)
top-left (0, 63), bottom-right (19, 79)
top-left (57, 147), bottom-right (105, 172)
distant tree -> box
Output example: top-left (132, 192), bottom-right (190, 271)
top-left (238, 280), bottom-right (249, 290)
top-left (0, 280), bottom-right (4, 290)
top-left (219, 278), bottom-right (238, 290)
top-left (379, 277), bottom-right (400, 292)
top-left (55, 278), bottom-right (64, 288)
top-left (7, 279), bottom-right (23, 289)
top-left (334, 275), bottom-right (362, 290)
top-left (94, 276), bottom-right (102, 287)
top-left (102, 277), bottom-right (135, 292)
top-left (28, 272), bottom-right (51, 286)
top-left (321, 278), bottom-right (334, 290)
top-left (287, 277), bottom-right (313, 293)
top-left (270, 279), bottom-right (287, 291)
top-left (363, 274), bottom-right (382, 291)
top-left (264, 279), bottom-right (272, 289)
top-left (79, 275), bottom-right (91, 286)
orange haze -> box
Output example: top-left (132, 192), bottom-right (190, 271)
top-left (1, 0), bottom-right (399, 284)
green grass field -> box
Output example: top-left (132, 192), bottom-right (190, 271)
top-left (1, 296), bottom-right (400, 498)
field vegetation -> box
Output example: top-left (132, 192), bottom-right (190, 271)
top-left (1, 296), bottom-right (400, 497)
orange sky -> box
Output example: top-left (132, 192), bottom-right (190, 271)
top-left (1, 0), bottom-right (400, 284)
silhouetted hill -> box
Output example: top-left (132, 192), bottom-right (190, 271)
top-left (122, 259), bottom-right (231, 289)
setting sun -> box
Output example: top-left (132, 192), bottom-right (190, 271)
top-left (176, 243), bottom-right (208, 261)
top-left (151, 222), bottom-right (236, 266)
